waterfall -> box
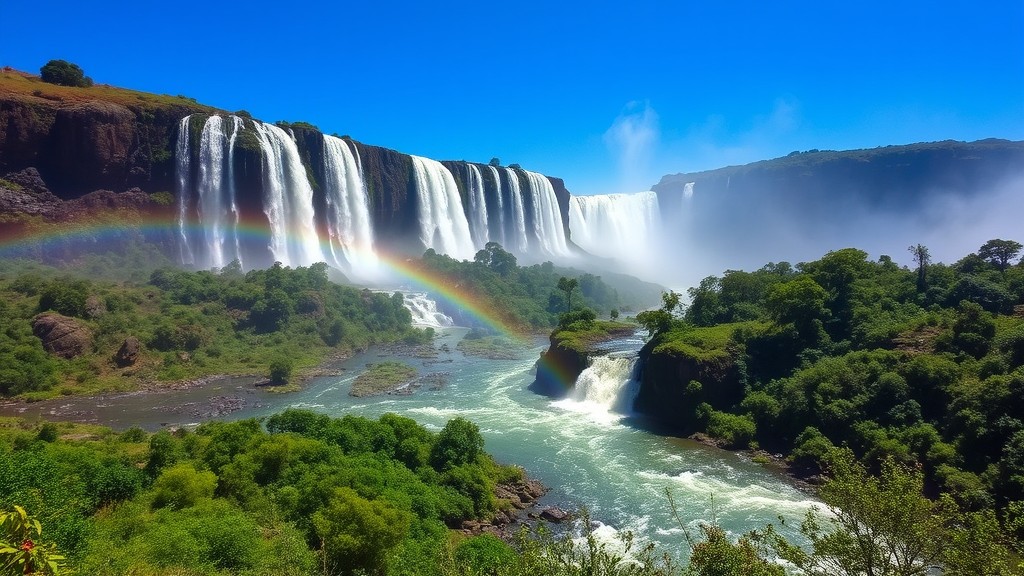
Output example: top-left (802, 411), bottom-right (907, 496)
top-left (252, 122), bottom-right (325, 267)
top-left (176, 116), bottom-right (195, 266)
top-left (487, 165), bottom-right (505, 246)
top-left (466, 165), bottom-right (489, 250)
top-left (568, 192), bottom-right (660, 262)
top-left (552, 355), bottom-right (639, 424)
top-left (504, 168), bottom-right (529, 254)
top-left (683, 182), bottom-right (695, 200)
top-left (323, 135), bottom-right (378, 277)
top-left (177, 114), bottom-right (244, 269)
top-left (524, 170), bottom-right (569, 256)
top-left (226, 116), bottom-right (243, 270)
top-left (196, 116), bottom-right (228, 269)
top-left (402, 292), bottom-right (454, 328)
top-left (411, 156), bottom-right (475, 260)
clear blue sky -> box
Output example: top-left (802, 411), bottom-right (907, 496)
top-left (4, 0), bottom-right (1022, 195)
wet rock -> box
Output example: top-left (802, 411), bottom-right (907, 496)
top-left (114, 336), bottom-right (141, 367)
top-left (540, 506), bottom-right (569, 523)
top-left (31, 312), bottom-right (92, 359)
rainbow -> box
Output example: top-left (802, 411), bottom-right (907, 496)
top-left (0, 214), bottom-right (531, 339)
top-left (0, 213), bottom-right (587, 387)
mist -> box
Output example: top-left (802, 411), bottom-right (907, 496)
top-left (566, 170), bottom-right (1024, 296)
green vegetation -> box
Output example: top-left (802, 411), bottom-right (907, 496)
top-left (0, 260), bottom-right (430, 399)
top-left (0, 411), bottom-right (525, 576)
top-left (551, 319), bottom-right (636, 355)
top-left (639, 239), bottom-right (1024, 553)
top-left (416, 242), bottom-right (654, 332)
top-left (457, 331), bottom-right (526, 360)
top-left (39, 59), bottom-right (92, 88)
top-left (351, 361), bottom-right (418, 397)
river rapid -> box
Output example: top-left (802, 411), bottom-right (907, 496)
top-left (3, 300), bottom-right (817, 559)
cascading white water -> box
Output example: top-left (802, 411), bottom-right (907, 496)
top-left (552, 355), bottom-right (639, 425)
top-left (568, 192), bottom-right (660, 262)
top-left (487, 165), bottom-right (505, 246)
top-left (411, 156), bottom-right (476, 260)
top-left (176, 116), bottom-right (195, 266)
top-left (402, 292), bottom-right (454, 328)
top-left (524, 170), bottom-right (570, 256)
top-left (466, 165), bottom-right (489, 250)
top-left (252, 122), bottom-right (325, 267)
top-left (226, 116), bottom-right (244, 270)
top-left (683, 182), bottom-right (695, 200)
top-left (323, 135), bottom-right (378, 277)
top-left (504, 167), bottom-right (529, 254)
top-left (196, 116), bottom-right (228, 269)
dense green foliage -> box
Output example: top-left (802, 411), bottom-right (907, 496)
top-left (0, 260), bottom-right (429, 398)
top-left (39, 59), bottom-right (93, 88)
top-left (0, 411), bottom-right (522, 575)
top-left (418, 243), bottom-right (649, 331)
top-left (642, 240), bottom-right (1024, 538)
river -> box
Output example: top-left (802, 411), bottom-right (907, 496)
top-left (2, 296), bottom-right (817, 559)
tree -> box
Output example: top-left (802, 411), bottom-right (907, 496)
top-left (557, 277), bottom-right (579, 312)
top-left (39, 59), bottom-right (92, 87)
top-left (907, 244), bottom-right (930, 292)
top-left (610, 308), bottom-right (619, 320)
top-left (767, 449), bottom-right (1010, 576)
top-left (268, 356), bottom-right (294, 385)
top-left (488, 157), bottom-right (501, 167)
top-left (978, 239), bottom-right (1023, 272)
top-left (313, 487), bottom-right (410, 576)
top-left (430, 417), bottom-right (485, 470)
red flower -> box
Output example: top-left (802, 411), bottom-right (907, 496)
top-left (19, 540), bottom-right (34, 551)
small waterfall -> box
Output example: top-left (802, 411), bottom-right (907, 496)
top-left (683, 182), bottom-right (695, 200)
top-left (523, 170), bottom-right (569, 256)
top-left (323, 135), bottom-right (378, 277)
top-left (568, 192), bottom-right (660, 262)
top-left (411, 156), bottom-right (475, 260)
top-left (175, 116), bottom-right (195, 266)
top-left (402, 292), bottom-right (454, 328)
top-left (487, 165), bottom-right (506, 246)
top-left (252, 122), bottom-right (325, 267)
top-left (552, 355), bottom-right (639, 424)
top-left (504, 167), bottom-right (529, 254)
top-left (466, 164), bottom-right (489, 250)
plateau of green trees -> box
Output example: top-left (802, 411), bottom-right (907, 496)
top-left (0, 259), bottom-right (429, 399)
top-left (635, 239), bottom-right (1024, 559)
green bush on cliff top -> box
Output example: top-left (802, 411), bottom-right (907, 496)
top-left (40, 59), bottom-right (93, 88)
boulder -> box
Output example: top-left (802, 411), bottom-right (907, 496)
top-left (540, 506), bottom-right (569, 523)
top-left (114, 336), bottom-right (141, 367)
top-left (32, 312), bottom-right (92, 358)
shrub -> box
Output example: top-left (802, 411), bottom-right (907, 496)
top-left (268, 356), bottom-right (293, 385)
top-left (151, 463), bottom-right (217, 509)
top-left (706, 410), bottom-right (756, 448)
top-left (39, 59), bottom-right (93, 87)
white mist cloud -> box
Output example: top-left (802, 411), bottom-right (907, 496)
top-left (604, 101), bottom-right (660, 193)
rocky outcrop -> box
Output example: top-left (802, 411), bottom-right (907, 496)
top-left (458, 476), bottom-right (548, 537)
top-left (633, 338), bottom-right (743, 431)
top-left (31, 313), bottom-right (92, 359)
top-left (0, 167), bottom-right (60, 215)
top-left (114, 336), bottom-right (141, 367)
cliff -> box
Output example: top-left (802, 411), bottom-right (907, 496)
top-left (533, 321), bottom-right (638, 397)
top-left (0, 68), bottom-right (574, 260)
top-left (633, 324), bottom-right (750, 431)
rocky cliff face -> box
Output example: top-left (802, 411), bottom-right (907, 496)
top-left (0, 70), bottom-right (212, 197)
top-left (633, 338), bottom-right (743, 432)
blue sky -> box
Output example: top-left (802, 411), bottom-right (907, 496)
top-left (4, 0), bottom-right (1022, 195)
